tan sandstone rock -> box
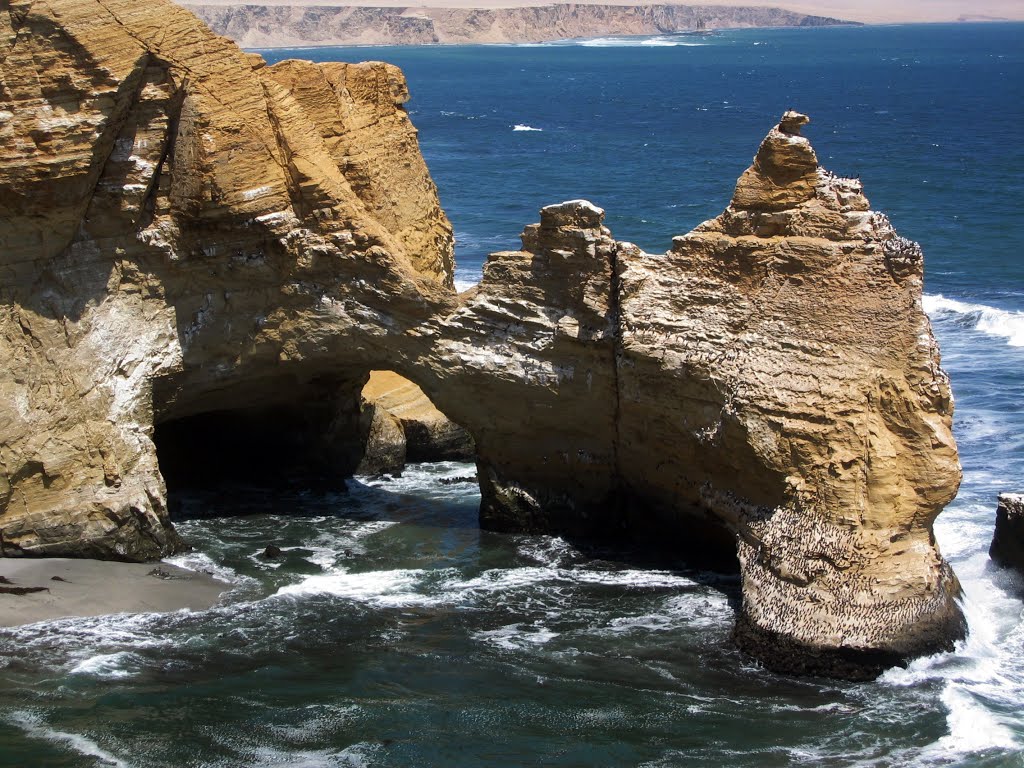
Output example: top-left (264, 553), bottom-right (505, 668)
top-left (0, 0), bottom-right (454, 558)
top-left (0, 0), bottom-right (962, 678)
top-left (355, 370), bottom-right (474, 475)
top-left (616, 113), bottom-right (963, 677)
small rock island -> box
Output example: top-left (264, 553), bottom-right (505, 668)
top-left (0, 0), bottom-right (963, 679)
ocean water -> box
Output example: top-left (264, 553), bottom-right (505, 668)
top-left (2, 23), bottom-right (1023, 767)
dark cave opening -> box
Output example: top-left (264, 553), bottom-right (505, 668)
top-left (153, 401), bottom-right (357, 496)
top-left (152, 370), bottom-right (478, 520)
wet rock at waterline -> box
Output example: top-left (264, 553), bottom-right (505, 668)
top-left (0, 0), bottom-right (963, 678)
top-left (990, 494), bottom-right (1024, 572)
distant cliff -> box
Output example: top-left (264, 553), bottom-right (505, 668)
top-left (181, 4), bottom-right (857, 47)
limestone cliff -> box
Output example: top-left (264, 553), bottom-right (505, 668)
top-left (181, 3), bottom-right (855, 47)
top-left (0, 0), bottom-right (960, 679)
top-left (0, 0), bottom-right (454, 558)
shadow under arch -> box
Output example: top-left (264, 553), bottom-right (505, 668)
top-left (152, 366), bottom-right (477, 507)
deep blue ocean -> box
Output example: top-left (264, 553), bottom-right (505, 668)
top-left (1, 23), bottom-right (1023, 768)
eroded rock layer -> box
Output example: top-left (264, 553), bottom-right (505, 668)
top-left (0, 0), bottom-right (962, 678)
top-left (0, 0), bottom-right (455, 559)
top-left (617, 113), bottom-right (964, 677)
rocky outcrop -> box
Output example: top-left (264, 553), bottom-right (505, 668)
top-left (990, 494), bottom-right (1024, 572)
top-left (0, 0), bottom-right (454, 558)
top-left (641, 113), bottom-right (965, 677)
top-left (181, 3), bottom-right (856, 47)
top-left (0, 0), bottom-right (961, 678)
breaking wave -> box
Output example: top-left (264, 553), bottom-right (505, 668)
top-left (923, 293), bottom-right (1024, 347)
top-left (575, 35), bottom-right (709, 47)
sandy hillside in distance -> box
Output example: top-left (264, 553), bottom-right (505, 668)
top-left (185, 0), bottom-right (1024, 24)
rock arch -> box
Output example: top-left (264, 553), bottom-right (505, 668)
top-left (0, 0), bottom-right (963, 678)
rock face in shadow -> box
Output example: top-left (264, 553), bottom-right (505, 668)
top-left (990, 494), bottom-right (1024, 572)
top-left (182, 3), bottom-right (856, 48)
top-left (0, 1), bottom-right (962, 678)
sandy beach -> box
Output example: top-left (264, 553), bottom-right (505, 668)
top-left (0, 558), bottom-right (230, 628)
top-left (182, 0), bottom-right (1024, 25)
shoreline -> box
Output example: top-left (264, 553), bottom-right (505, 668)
top-left (0, 558), bottom-right (230, 628)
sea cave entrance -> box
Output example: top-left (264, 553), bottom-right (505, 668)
top-left (153, 370), bottom-right (477, 506)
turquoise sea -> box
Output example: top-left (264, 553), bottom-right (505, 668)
top-left (2, 23), bottom-right (1023, 767)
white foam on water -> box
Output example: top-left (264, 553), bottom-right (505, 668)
top-left (349, 520), bottom-right (400, 539)
top-left (570, 568), bottom-right (698, 589)
top-left (602, 612), bottom-right (678, 634)
top-left (305, 546), bottom-right (341, 570)
top-left (642, 37), bottom-right (708, 47)
top-left (245, 543), bottom-right (343, 572)
top-left (447, 565), bottom-right (558, 597)
top-left (517, 535), bottom-right (579, 567)
top-left (879, 555), bottom-right (1024, 761)
top-left (931, 686), bottom-right (1019, 754)
top-left (445, 563), bottom-right (700, 602)
top-left (454, 278), bottom-right (479, 292)
top-left (6, 711), bottom-right (130, 767)
top-left (274, 567), bottom-right (438, 608)
top-left (512, 124), bottom-right (543, 131)
top-left (923, 293), bottom-right (1024, 347)
top-left (593, 592), bottom-right (733, 636)
top-left (639, 37), bottom-right (679, 46)
top-left (247, 744), bottom-right (378, 767)
top-left (164, 550), bottom-right (242, 586)
top-left (472, 622), bottom-right (559, 651)
top-left (69, 651), bottom-right (139, 680)
top-left (268, 704), bottom-right (363, 743)
top-left (353, 462), bottom-right (481, 505)
top-left (576, 35), bottom-right (707, 47)
top-left (7, 611), bottom-right (172, 650)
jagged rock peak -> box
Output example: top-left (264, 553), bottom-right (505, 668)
top-left (540, 199), bottom-right (606, 229)
top-left (732, 110), bottom-right (820, 211)
top-left (779, 109), bottom-right (810, 135)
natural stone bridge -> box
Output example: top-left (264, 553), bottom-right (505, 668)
top-left (0, 0), bottom-right (964, 678)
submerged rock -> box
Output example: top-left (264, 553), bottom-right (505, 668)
top-left (0, 1), bottom-right (962, 679)
top-left (990, 494), bottom-right (1024, 571)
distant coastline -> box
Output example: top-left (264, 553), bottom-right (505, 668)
top-left (181, 3), bottom-right (859, 48)
top-left (958, 14), bottom-right (1012, 22)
